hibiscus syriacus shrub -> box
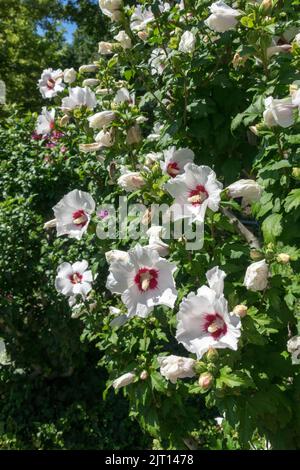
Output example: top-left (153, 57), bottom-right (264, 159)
top-left (32, 0), bottom-right (300, 449)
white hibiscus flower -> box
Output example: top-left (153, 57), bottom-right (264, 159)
top-left (106, 244), bottom-right (178, 318)
top-left (61, 86), bottom-right (97, 112)
top-left (176, 267), bottom-right (241, 359)
top-left (55, 260), bottom-right (93, 299)
top-left (38, 68), bottom-right (65, 99)
top-left (149, 48), bottom-right (168, 75)
top-left (53, 189), bottom-right (96, 240)
top-left (35, 107), bottom-right (55, 136)
top-left (130, 5), bottom-right (154, 32)
top-left (164, 163), bottom-right (222, 223)
top-left (160, 146), bottom-right (194, 177)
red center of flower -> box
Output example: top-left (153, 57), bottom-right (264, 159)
top-left (72, 209), bottom-right (88, 227)
top-left (69, 272), bottom-right (83, 284)
top-left (188, 185), bottom-right (209, 206)
top-left (134, 267), bottom-right (159, 292)
top-left (167, 162), bottom-right (180, 177)
top-left (47, 78), bottom-right (56, 89)
top-left (204, 313), bottom-right (227, 340)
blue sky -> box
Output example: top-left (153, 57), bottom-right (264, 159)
top-left (37, 21), bottom-right (77, 44)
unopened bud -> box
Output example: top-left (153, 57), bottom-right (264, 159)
top-left (260, 0), bottom-right (273, 13)
top-left (233, 304), bottom-right (248, 318)
top-left (198, 372), bottom-right (214, 391)
top-left (194, 361), bottom-right (207, 375)
top-left (140, 370), bottom-right (148, 380)
top-left (292, 167), bottom-right (300, 179)
top-left (277, 253), bottom-right (290, 264)
top-left (137, 31), bottom-right (148, 41)
top-left (206, 347), bottom-right (219, 363)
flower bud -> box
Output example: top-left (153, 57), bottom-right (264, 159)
top-left (277, 253), bottom-right (290, 264)
top-left (232, 304), bottom-right (248, 318)
top-left (260, 0), bottom-right (273, 13)
top-left (292, 167), bottom-right (300, 180)
top-left (198, 372), bottom-right (214, 391)
top-left (206, 347), bottom-right (219, 363)
top-left (113, 372), bottom-right (135, 390)
top-left (140, 370), bottom-right (149, 381)
top-left (137, 31), bottom-right (149, 41)
top-left (43, 218), bottom-right (57, 230)
top-left (194, 361), bottom-right (207, 375)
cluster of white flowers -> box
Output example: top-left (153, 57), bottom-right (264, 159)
top-left (35, 0), bottom-right (300, 395)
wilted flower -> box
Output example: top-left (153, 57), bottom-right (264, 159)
top-left (164, 163), bottom-right (222, 224)
top-left (53, 189), bottom-right (95, 240)
top-left (35, 107), bottom-right (55, 136)
top-left (287, 336), bottom-right (300, 365)
top-left (114, 30), bottom-right (132, 49)
top-left (79, 142), bottom-right (103, 153)
top-left (146, 226), bottom-right (169, 257)
top-left (263, 96), bottom-right (295, 128)
top-left (88, 111), bottom-right (116, 129)
top-left (95, 128), bottom-right (115, 147)
top-left (179, 31), bottom-right (196, 53)
top-left (205, 1), bottom-right (240, 33)
top-left (243, 259), bottom-right (269, 292)
top-left (38, 68), bottom-right (65, 99)
top-left (63, 68), bottom-right (77, 84)
top-left (105, 250), bottom-right (130, 264)
top-left (113, 372), bottom-right (136, 389)
top-left (55, 260), bottom-right (93, 299)
top-left (61, 86), bottom-right (97, 112)
top-left (227, 179), bottom-right (262, 206)
top-left (114, 87), bottom-right (135, 105)
top-left (149, 48), bottom-right (168, 75)
top-left (232, 52), bottom-right (248, 68)
top-left (160, 146), bottom-right (194, 177)
top-left (176, 267), bottom-right (241, 359)
top-left (106, 244), bottom-right (178, 318)
top-left (118, 168), bottom-right (145, 192)
top-left (158, 355), bottom-right (196, 383)
top-left (82, 78), bottom-right (100, 87)
top-left (98, 41), bottom-right (114, 55)
top-left (99, 0), bottom-right (122, 21)
top-left (126, 124), bottom-right (142, 145)
top-left (79, 64), bottom-right (99, 73)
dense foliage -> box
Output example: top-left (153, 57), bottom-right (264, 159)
top-left (1, 0), bottom-right (300, 450)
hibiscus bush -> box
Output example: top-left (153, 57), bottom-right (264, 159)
top-left (5, 0), bottom-right (300, 450)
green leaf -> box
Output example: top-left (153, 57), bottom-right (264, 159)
top-left (284, 189), bottom-right (300, 213)
top-left (217, 366), bottom-right (254, 389)
top-left (262, 213), bottom-right (283, 242)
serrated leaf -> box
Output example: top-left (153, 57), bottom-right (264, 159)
top-left (284, 189), bottom-right (300, 213)
top-left (262, 213), bottom-right (283, 242)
